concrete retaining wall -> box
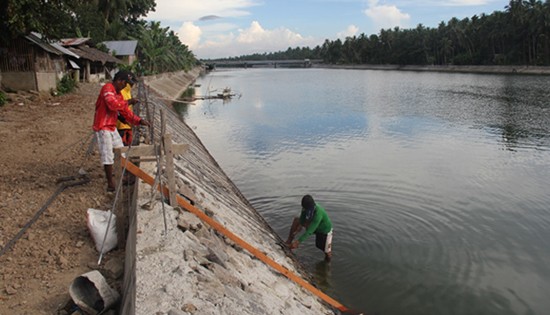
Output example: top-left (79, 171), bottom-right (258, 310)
top-left (1, 71), bottom-right (59, 92)
top-left (121, 68), bottom-right (337, 315)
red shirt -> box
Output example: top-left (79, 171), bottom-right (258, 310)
top-left (93, 82), bottom-right (142, 132)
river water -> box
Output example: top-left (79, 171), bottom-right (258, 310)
top-left (175, 68), bottom-right (550, 315)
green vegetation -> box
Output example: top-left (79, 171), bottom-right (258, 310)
top-left (211, 0), bottom-right (550, 66)
top-left (2, 0), bottom-right (197, 75)
top-left (0, 91), bottom-right (6, 106)
top-left (133, 21), bottom-right (197, 75)
top-left (56, 74), bottom-right (77, 95)
top-left (179, 86), bottom-right (195, 100)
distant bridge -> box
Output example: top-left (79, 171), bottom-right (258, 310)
top-left (206, 59), bottom-right (323, 69)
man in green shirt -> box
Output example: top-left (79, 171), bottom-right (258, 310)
top-left (285, 194), bottom-right (333, 261)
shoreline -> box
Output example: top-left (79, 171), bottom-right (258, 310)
top-left (313, 64), bottom-right (550, 75)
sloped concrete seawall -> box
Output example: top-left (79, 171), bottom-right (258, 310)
top-left (121, 68), bottom-right (337, 315)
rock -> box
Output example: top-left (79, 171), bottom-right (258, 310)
top-left (103, 257), bottom-right (124, 279)
top-left (5, 285), bottom-right (17, 295)
top-left (204, 208), bottom-right (215, 217)
top-left (176, 211), bottom-right (202, 232)
top-left (181, 303), bottom-right (197, 313)
top-left (168, 309), bottom-right (186, 315)
top-left (87, 261), bottom-right (100, 270)
top-left (183, 249), bottom-right (191, 262)
top-left (201, 237), bottom-right (229, 268)
top-left (57, 256), bottom-right (69, 267)
top-left (205, 248), bottom-right (227, 268)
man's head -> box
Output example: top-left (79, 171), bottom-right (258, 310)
top-left (302, 194), bottom-right (316, 221)
top-left (113, 70), bottom-right (137, 91)
top-left (302, 194), bottom-right (316, 211)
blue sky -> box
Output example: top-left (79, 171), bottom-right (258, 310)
top-left (146, 0), bottom-right (510, 59)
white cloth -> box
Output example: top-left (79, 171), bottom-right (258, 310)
top-left (95, 130), bottom-right (123, 165)
top-left (324, 229), bottom-right (333, 254)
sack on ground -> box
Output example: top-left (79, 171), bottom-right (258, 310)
top-left (86, 208), bottom-right (118, 254)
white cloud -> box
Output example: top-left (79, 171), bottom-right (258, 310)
top-left (414, 0), bottom-right (491, 6)
top-left (364, 0), bottom-right (411, 31)
top-left (177, 22), bottom-right (202, 49)
top-left (147, 0), bottom-right (259, 22)
top-left (237, 21), bottom-right (306, 44)
top-left (337, 25), bottom-right (359, 39)
top-left (443, 0), bottom-right (490, 5)
top-left (192, 21), bottom-right (319, 59)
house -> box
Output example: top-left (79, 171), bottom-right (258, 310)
top-left (0, 33), bottom-right (125, 92)
top-left (0, 32), bottom-right (79, 92)
top-left (102, 40), bottom-right (138, 65)
top-left (61, 38), bottom-right (124, 83)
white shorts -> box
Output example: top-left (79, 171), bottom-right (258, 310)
top-left (95, 130), bottom-right (124, 165)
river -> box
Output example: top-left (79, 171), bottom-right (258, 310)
top-left (174, 68), bottom-right (550, 315)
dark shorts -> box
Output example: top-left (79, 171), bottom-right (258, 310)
top-left (118, 129), bottom-right (132, 146)
top-left (315, 230), bottom-right (333, 253)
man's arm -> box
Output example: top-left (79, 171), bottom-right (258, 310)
top-left (104, 90), bottom-right (142, 126)
top-left (297, 211), bottom-right (322, 243)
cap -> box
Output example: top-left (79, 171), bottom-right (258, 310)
top-left (114, 70), bottom-right (138, 86)
top-left (301, 194), bottom-right (315, 211)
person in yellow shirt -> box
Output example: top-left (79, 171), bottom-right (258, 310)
top-left (116, 72), bottom-right (138, 146)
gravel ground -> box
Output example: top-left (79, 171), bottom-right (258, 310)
top-left (0, 83), bottom-right (126, 314)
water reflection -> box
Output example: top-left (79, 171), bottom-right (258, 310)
top-left (184, 68), bottom-right (550, 315)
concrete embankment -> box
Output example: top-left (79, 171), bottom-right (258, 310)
top-left (120, 68), bottom-right (338, 315)
top-left (315, 63), bottom-right (550, 75)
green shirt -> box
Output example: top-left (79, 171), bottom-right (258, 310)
top-left (298, 203), bottom-right (332, 243)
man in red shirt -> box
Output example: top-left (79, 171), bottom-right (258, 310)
top-left (93, 70), bottom-right (150, 191)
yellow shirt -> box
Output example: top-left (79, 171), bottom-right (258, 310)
top-left (116, 83), bottom-right (133, 130)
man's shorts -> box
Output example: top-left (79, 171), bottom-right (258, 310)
top-left (118, 129), bottom-right (133, 146)
top-left (96, 130), bottom-right (124, 165)
top-left (315, 229), bottom-right (333, 254)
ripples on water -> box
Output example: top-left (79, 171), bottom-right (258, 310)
top-left (178, 69), bottom-right (550, 315)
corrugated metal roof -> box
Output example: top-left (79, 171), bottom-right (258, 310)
top-left (67, 46), bottom-right (123, 64)
top-left (102, 40), bottom-right (138, 56)
top-left (25, 32), bottom-right (63, 55)
top-left (52, 42), bottom-right (80, 59)
top-left (69, 59), bottom-right (80, 69)
top-left (60, 38), bottom-right (91, 47)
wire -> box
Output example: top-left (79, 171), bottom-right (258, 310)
top-left (0, 175), bottom-right (90, 257)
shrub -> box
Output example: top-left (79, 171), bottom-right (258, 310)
top-left (56, 74), bottom-right (77, 95)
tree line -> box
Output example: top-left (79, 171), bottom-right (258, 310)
top-left (1, 0), bottom-right (197, 75)
top-left (217, 0), bottom-right (550, 66)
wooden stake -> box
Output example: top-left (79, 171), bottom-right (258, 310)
top-left (113, 148), bottom-right (126, 249)
top-left (163, 133), bottom-right (177, 207)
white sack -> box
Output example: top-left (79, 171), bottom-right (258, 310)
top-left (86, 208), bottom-right (118, 254)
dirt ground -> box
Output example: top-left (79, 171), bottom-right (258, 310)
top-left (0, 83), bottom-right (126, 314)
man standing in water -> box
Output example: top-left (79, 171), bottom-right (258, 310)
top-left (93, 70), bottom-right (150, 192)
top-left (286, 194), bottom-right (333, 261)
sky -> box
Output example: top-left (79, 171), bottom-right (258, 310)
top-left (146, 0), bottom-right (510, 60)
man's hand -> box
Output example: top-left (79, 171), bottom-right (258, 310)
top-left (289, 240), bottom-right (299, 250)
top-left (128, 98), bottom-right (139, 105)
top-left (139, 119), bottom-right (151, 127)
